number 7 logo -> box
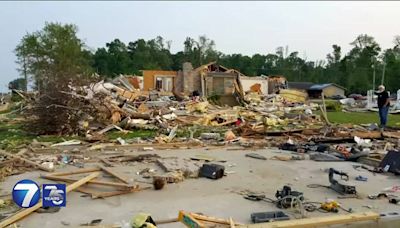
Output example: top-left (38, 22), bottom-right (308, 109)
top-left (12, 179), bottom-right (40, 208)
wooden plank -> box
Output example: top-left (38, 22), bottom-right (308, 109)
top-left (155, 218), bottom-right (179, 225)
top-left (238, 212), bottom-right (379, 228)
top-left (383, 131), bottom-right (400, 139)
top-left (178, 211), bottom-right (205, 228)
top-left (351, 131), bottom-right (382, 139)
top-left (230, 217), bottom-right (236, 228)
top-left (99, 158), bottom-right (114, 167)
top-left (73, 186), bottom-right (103, 196)
top-left (319, 105), bottom-right (330, 126)
top-left (51, 167), bottom-right (101, 176)
top-left (98, 165), bottom-right (129, 184)
top-left (0, 150), bottom-right (54, 172)
top-left (190, 212), bottom-right (240, 225)
top-left (73, 186), bottom-right (148, 199)
top-left (91, 187), bottom-right (150, 199)
top-left (0, 158), bottom-right (16, 167)
top-left (65, 172), bottom-right (100, 192)
top-left (0, 172), bottom-right (100, 228)
top-left (40, 175), bottom-right (133, 188)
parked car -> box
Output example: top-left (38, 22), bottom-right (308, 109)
top-left (329, 95), bottom-right (346, 100)
top-left (348, 94), bottom-right (366, 100)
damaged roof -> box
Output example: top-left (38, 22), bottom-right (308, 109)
top-left (288, 82), bottom-right (314, 90)
top-left (309, 83), bottom-right (346, 90)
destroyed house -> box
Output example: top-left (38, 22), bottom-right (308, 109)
top-left (240, 76), bottom-right (269, 94)
top-left (176, 62), bottom-right (245, 106)
top-left (142, 70), bottom-right (178, 92)
top-left (267, 75), bottom-right (288, 94)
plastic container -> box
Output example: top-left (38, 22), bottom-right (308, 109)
top-left (251, 211), bottom-right (290, 223)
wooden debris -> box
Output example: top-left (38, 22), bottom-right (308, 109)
top-left (383, 131), bottom-right (400, 139)
top-left (98, 165), bottom-right (129, 184)
top-left (92, 187), bottom-right (150, 199)
top-left (99, 158), bottom-right (115, 167)
top-left (75, 185), bottom-right (149, 199)
top-left (0, 150), bottom-right (53, 172)
top-left (351, 131), bottom-right (382, 139)
top-left (51, 167), bottom-right (101, 176)
top-left (230, 217), bottom-right (236, 228)
top-left (40, 175), bottom-right (133, 189)
top-left (109, 154), bottom-right (160, 162)
top-left (111, 111), bottom-right (121, 124)
top-left (95, 124), bottom-right (126, 135)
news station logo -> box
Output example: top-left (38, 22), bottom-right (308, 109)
top-left (12, 180), bottom-right (66, 208)
top-left (12, 179), bottom-right (40, 208)
top-left (43, 184), bottom-right (66, 207)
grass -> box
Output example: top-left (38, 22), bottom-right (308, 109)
top-left (0, 120), bottom-right (82, 151)
top-left (326, 111), bottom-right (400, 126)
top-left (0, 121), bottom-right (34, 150)
top-left (0, 119), bottom-right (157, 150)
top-left (106, 130), bottom-right (156, 140)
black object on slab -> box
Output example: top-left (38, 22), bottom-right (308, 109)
top-left (199, 163), bottom-right (225, 179)
top-left (379, 150), bottom-right (400, 174)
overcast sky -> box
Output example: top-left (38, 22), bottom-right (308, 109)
top-left (1, 1), bottom-right (400, 92)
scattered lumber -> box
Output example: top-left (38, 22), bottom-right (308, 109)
top-left (383, 131), bottom-right (400, 139)
top-left (51, 167), bottom-right (101, 176)
top-left (0, 150), bottom-right (53, 172)
top-left (98, 164), bottom-right (129, 184)
top-left (99, 158), bottom-right (115, 167)
top-left (40, 174), bottom-right (133, 188)
top-left (92, 187), bottom-right (150, 199)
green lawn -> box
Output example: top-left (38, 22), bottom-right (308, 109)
top-left (326, 111), bottom-right (400, 126)
top-left (107, 130), bottom-right (156, 140)
top-left (0, 115), bottom-right (157, 151)
top-left (0, 120), bottom-right (81, 151)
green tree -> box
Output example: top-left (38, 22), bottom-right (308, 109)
top-left (381, 36), bottom-right (400, 92)
top-left (105, 39), bottom-right (132, 75)
top-left (15, 22), bottom-right (93, 92)
top-left (93, 47), bottom-right (110, 76)
top-left (14, 22), bottom-right (94, 134)
top-left (325, 45), bottom-right (345, 85)
top-left (345, 34), bottom-right (381, 93)
top-left (181, 35), bottom-right (220, 67)
top-left (128, 37), bottom-right (173, 72)
top-left (8, 78), bottom-right (27, 91)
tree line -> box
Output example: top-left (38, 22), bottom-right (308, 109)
top-left (12, 23), bottom-right (400, 95)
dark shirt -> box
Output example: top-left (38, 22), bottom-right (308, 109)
top-left (375, 91), bottom-right (389, 108)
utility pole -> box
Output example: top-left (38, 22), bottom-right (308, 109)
top-left (371, 57), bottom-right (376, 90)
top-left (381, 61), bottom-right (386, 85)
top-left (372, 64), bottom-right (376, 90)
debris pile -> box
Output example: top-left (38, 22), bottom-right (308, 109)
top-left (2, 75), bottom-right (400, 227)
top-left (13, 75), bottom-right (325, 143)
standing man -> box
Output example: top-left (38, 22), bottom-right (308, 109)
top-left (375, 85), bottom-right (390, 130)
